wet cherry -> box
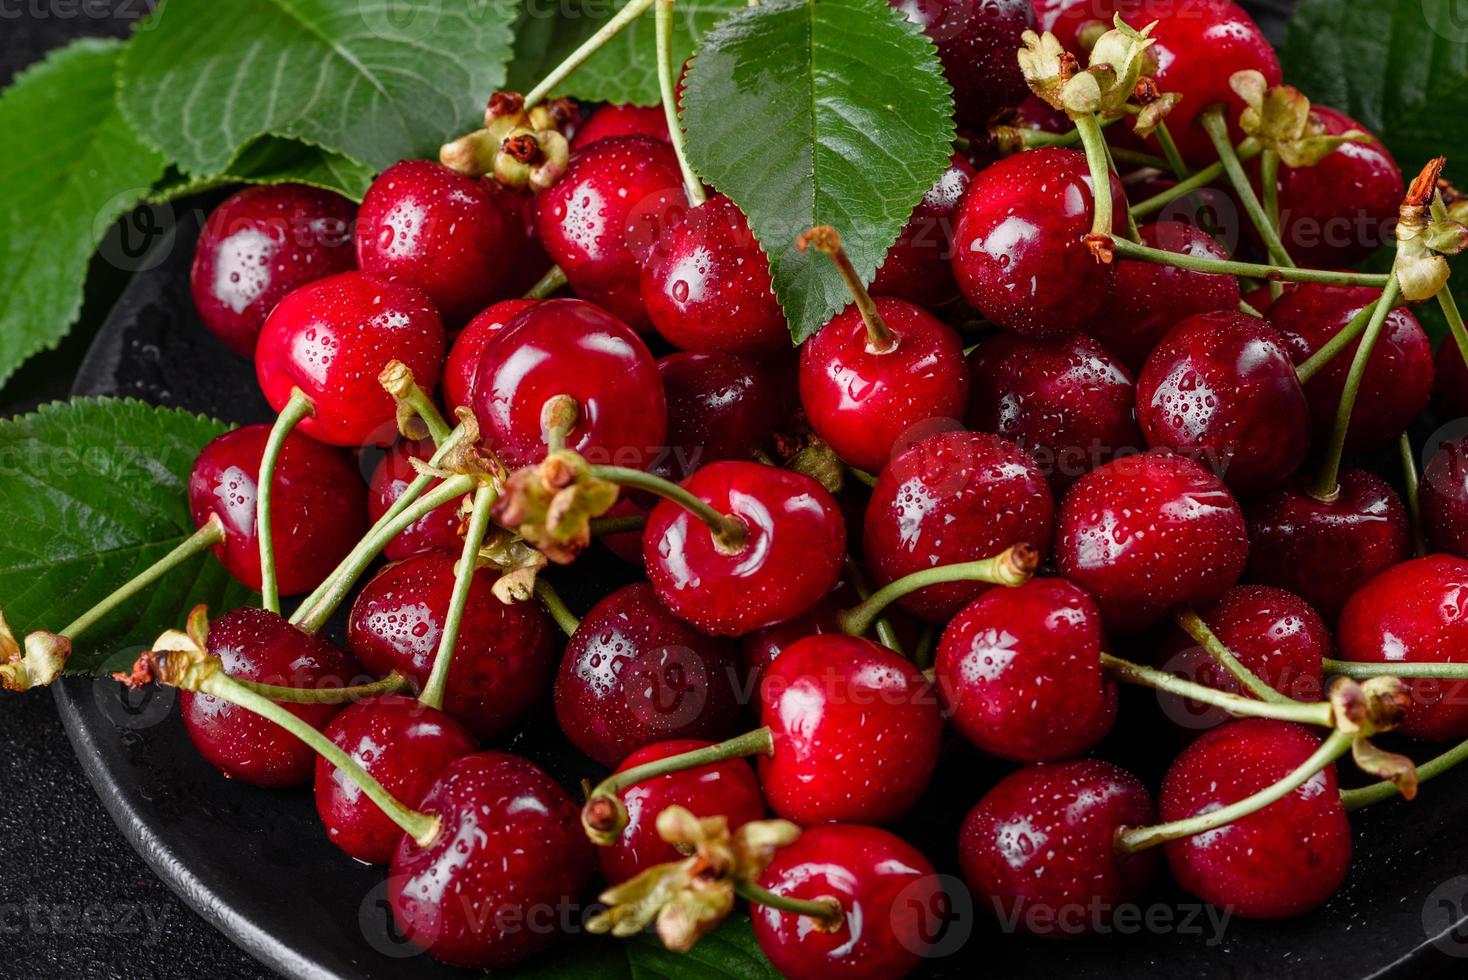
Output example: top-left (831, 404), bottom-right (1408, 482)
top-left (1434, 340), bottom-right (1468, 420)
top-left (658, 350), bottom-right (788, 480)
top-left (571, 103), bottom-right (671, 150)
top-left (365, 439), bottom-right (463, 561)
top-left (442, 298), bottom-right (537, 414)
top-left (889, 0), bottom-right (1035, 130)
top-left (1421, 435), bottom-right (1468, 558)
top-left (870, 153), bottom-right (976, 308)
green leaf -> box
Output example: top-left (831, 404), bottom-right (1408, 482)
top-left (500, 915), bottom-right (780, 979)
top-left (0, 39), bottom-right (168, 389)
top-left (118, 0), bottom-right (518, 178)
top-left (681, 0), bottom-right (955, 342)
top-left (148, 137), bottom-right (378, 204)
top-left (0, 399), bottom-right (254, 675)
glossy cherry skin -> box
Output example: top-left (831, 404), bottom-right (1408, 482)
top-left (1055, 450), bottom-right (1248, 633)
top-left (180, 608), bottom-right (360, 788)
top-left (190, 184), bottom-right (356, 356)
top-left (1268, 283), bottom-right (1433, 453)
top-left (1243, 469), bottom-right (1411, 622)
top-left (643, 462), bottom-right (846, 637)
top-left (966, 330), bottom-right (1141, 492)
top-left (255, 271), bottom-right (446, 447)
top-left (1136, 311), bottom-right (1311, 496)
top-left (1089, 221), bottom-right (1243, 373)
top-left (599, 738), bottom-right (766, 884)
top-left (799, 297), bottom-right (970, 473)
top-left (314, 694), bottom-right (476, 864)
top-left (1160, 719), bottom-right (1350, 918)
top-left (1338, 555), bottom-right (1468, 741)
top-left (1435, 340), bottom-right (1468, 420)
top-left (346, 553), bottom-right (559, 741)
top-left (1423, 435), bottom-right (1468, 557)
top-left (890, 0), bottom-right (1035, 130)
top-left (959, 760), bottom-right (1157, 936)
top-left (936, 578), bottom-right (1116, 762)
top-left (388, 751), bottom-right (593, 968)
top-left (641, 194), bottom-right (787, 354)
top-left (534, 135), bottom-right (686, 329)
top-left (442, 298), bottom-right (537, 414)
top-left (753, 824), bottom-right (941, 980)
top-left (554, 582), bottom-right (744, 766)
top-left (471, 298), bottom-right (667, 469)
top-left (188, 424), bottom-right (367, 595)
top-left (365, 439), bottom-right (462, 561)
top-left (658, 351), bottom-right (787, 480)
top-left (864, 430), bottom-right (1054, 621)
top-left (951, 147), bottom-right (1127, 337)
top-left (871, 153), bottom-right (976, 308)
top-left (570, 103), bottom-right (670, 150)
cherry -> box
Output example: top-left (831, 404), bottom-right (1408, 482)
top-left (1136, 311), bottom-right (1311, 495)
top-left (365, 439), bottom-right (462, 561)
top-left (255, 271), bottom-right (446, 447)
top-left (597, 738), bottom-right (765, 884)
top-left (864, 430), bottom-right (1053, 621)
top-left (870, 152), bottom-right (976, 308)
top-left (1267, 283), bottom-right (1433, 453)
top-left (740, 578), bottom-right (857, 708)
top-left (1159, 718), bottom-right (1350, 918)
top-left (1424, 435), bottom-right (1468, 557)
top-left (1435, 341), bottom-right (1468, 420)
top-left (890, 0), bottom-right (1035, 130)
top-left (442, 298), bottom-right (537, 414)
top-left (951, 147), bottom-right (1128, 337)
top-left (657, 350), bottom-right (788, 480)
top-left (965, 330), bottom-right (1141, 492)
top-left (1055, 450), bottom-right (1248, 633)
top-left (389, 751), bottom-right (593, 968)
top-left (554, 582), bottom-right (744, 767)
top-left (752, 824), bottom-right (941, 980)
top-left (346, 552), bottom-right (559, 740)
top-left (470, 297), bottom-right (667, 469)
top-left (188, 424), bottom-right (366, 595)
top-left (570, 103), bottom-right (670, 150)
top-left (1338, 555), bottom-right (1468, 741)
top-left (180, 607), bottom-right (360, 788)
top-left (190, 184), bottom-right (356, 356)
top-left (643, 461), bottom-right (846, 637)
top-left (935, 578), bottom-right (1116, 762)
top-left (958, 759), bottom-right (1157, 936)
top-left (1243, 469), bottom-right (1411, 621)
top-left (314, 693), bottom-right (476, 864)
top-left (533, 135), bottom-right (686, 329)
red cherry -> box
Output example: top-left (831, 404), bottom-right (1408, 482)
top-left (739, 578), bottom-right (856, 709)
top-left (180, 607), bottom-right (360, 788)
top-left (1422, 435), bottom-right (1468, 557)
top-left (1159, 719), bottom-right (1350, 918)
top-left (190, 184), bottom-right (356, 356)
top-left (389, 751), bottom-right (593, 968)
top-left (958, 759), bottom-right (1157, 936)
top-left (1055, 450), bottom-right (1248, 633)
top-left (365, 439), bottom-right (462, 561)
top-left (188, 424), bottom-right (366, 595)
top-left (570, 103), bottom-right (671, 150)
top-left (255, 271), bottom-right (446, 447)
top-left (870, 153), bottom-right (976, 308)
top-left (890, 0), bottom-right (1035, 130)
top-left (442, 298), bottom-right (537, 414)
top-left (346, 552), bottom-right (559, 740)
top-left (314, 693), bottom-right (476, 864)
top-left (658, 350), bottom-right (788, 479)
top-left (864, 430), bottom-right (1054, 621)
top-left (1435, 341), bottom-right (1468, 419)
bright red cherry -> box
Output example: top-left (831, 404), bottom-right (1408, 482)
top-left (315, 693), bottom-right (476, 864)
top-left (571, 103), bottom-right (671, 150)
top-left (1422, 435), bottom-right (1468, 558)
top-left (890, 0), bottom-right (1036, 130)
top-left (1435, 340), bottom-right (1468, 419)
top-left (442, 298), bottom-right (537, 414)
top-left (1160, 719), bottom-right (1350, 918)
top-left (871, 153), bottom-right (976, 308)
top-left (188, 424), bottom-right (366, 595)
top-left (739, 578), bottom-right (862, 710)
top-left (658, 350), bottom-right (788, 480)
top-left (255, 271), bottom-right (446, 447)
top-left (1055, 450), bottom-right (1248, 633)
top-left (365, 439), bottom-right (462, 561)
top-left (190, 184), bottom-right (356, 356)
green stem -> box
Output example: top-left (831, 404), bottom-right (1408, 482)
top-left (1108, 237), bottom-right (1390, 288)
top-left (257, 389), bottom-right (314, 614)
top-left (523, 0), bottom-right (657, 107)
top-left (733, 880), bottom-right (841, 926)
top-left (1110, 147), bottom-right (1173, 170)
top-left (845, 466), bottom-right (877, 489)
top-left (656, 0), bottom-right (705, 206)
top-left (589, 514), bottom-right (645, 537)
top-left (1172, 609), bottom-right (1290, 704)
top-left (1294, 300), bottom-right (1383, 385)
top-left (402, 384), bottom-right (450, 446)
top-left (1432, 192), bottom-right (1468, 372)
top-left (236, 671), bottom-right (412, 704)
top-left (1129, 138), bottom-right (1263, 218)
top-left (843, 558), bottom-right (903, 657)
top-left (1099, 653), bottom-right (1334, 727)
top-left (1341, 737), bottom-right (1468, 811)
top-left (524, 264), bottom-right (568, 300)
top-left (1401, 433), bottom-right (1427, 558)
top-left (1154, 121), bottom-right (1189, 181)
top-left (837, 546), bottom-right (1036, 638)
top-left (1074, 113), bottom-right (1114, 241)
top-left (541, 394), bottom-right (579, 453)
top-left (800, 227), bottom-right (895, 352)
top-left (1322, 658), bottom-right (1468, 679)
top-left (911, 624), bottom-right (938, 672)
top-left (1201, 107), bottom-right (1295, 270)
top-left (1260, 149), bottom-right (1285, 302)
top-left (590, 465), bottom-right (747, 553)
top-left (535, 578), bottom-right (581, 637)
top-left (1100, 140), bottom-right (1142, 243)
top-left (419, 484), bottom-right (498, 711)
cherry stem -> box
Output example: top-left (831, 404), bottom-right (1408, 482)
top-left (541, 395), bottom-right (579, 453)
top-left (911, 623), bottom-right (938, 672)
top-left (236, 670), bottom-right (412, 704)
top-left (257, 388), bottom-right (314, 614)
top-left (1239, 298), bottom-right (1264, 317)
top-left (1433, 191), bottom-right (1468, 374)
top-left (524, 0), bottom-right (657, 107)
top-left (1117, 728), bottom-right (1354, 853)
top-left (1294, 299), bottom-right (1383, 385)
top-left (1341, 736), bottom-right (1468, 810)
top-left (797, 226), bottom-right (896, 353)
top-left (837, 545), bottom-right (1038, 639)
top-left (1172, 608), bottom-right (1292, 705)
top-left (534, 578), bottom-right (581, 637)
top-left (589, 513), bottom-right (646, 536)
top-left (402, 383), bottom-right (450, 446)
top-left (1400, 433), bottom-right (1428, 558)
top-left (1073, 113), bottom-right (1115, 248)
top-left (1099, 652), bottom-right (1335, 727)
top-left (1260, 149), bottom-right (1285, 302)
top-left (1130, 138), bottom-right (1263, 219)
top-left (1201, 106), bottom-right (1296, 270)
top-left (842, 557), bottom-right (903, 657)
top-left (1101, 139), bottom-right (1143, 244)
top-left (419, 484), bottom-right (499, 711)
top-left (845, 466), bottom-right (877, 489)
top-left (524, 264), bottom-right (568, 300)
top-left (732, 880), bottom-right (842, 928)
top-left (1153, 120), bottom-right (1189, 181)
top-left (1107, 237), bottom-right (1390, 288)
top-left (656, 0), bottom-right (705, 206)
top-left (1321, 658), bottom-right (1468, 679)
top-left (589, 465), bottom-right (748, 554)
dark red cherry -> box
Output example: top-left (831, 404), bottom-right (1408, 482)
top-left (760, 635), bottom-right (942, 826)
top-left (255, 271), bottom-right (446, 447)
top-left (389, 751), bottom-right (593, 968)
top-left (951, 147), bottom-right (1127, 337)
top-left (936, 578), bottom-right (1116, 762)
top-left (643, 462), bottom-right (846, 637)
top-left (190, 184), bottom-right (356, 356)
top-left (533, 135), bottom-right (686, 329)
top-left (966, 330), bottom-right (1141, 492)
top-left (188, 424), bottom-right (367, 595)
top-left (1435, 341), bottom-right (1468, 419)
top-left (599, 738), bottom-right (766, 884)
top-left (471, 297), bottom-right (667, 469)
top-left (657, 350), bottom-right (788, 480)
top-left (1425, 435), bottom-right (1468, 556)
top-left (864, 430), bottom-right (1053, 621)
top-left (443, 298), bottom-right (537, 414)
top-left (1136, 311), bottom-right (1311, 495)
top-left (180, 607), bottom-right (360, 788)
top-left (570, 103), bottom-right (671, 150)
top-left (1243, 469), bottom-right (1411, 621)
top-left (890, 0), bottom-right (1035, 130)
top-left (1338, 555), bottom-right (1468, 741)
top-left (1268, 283), bottom-right (1433, 453)
top-left (1160, 719), bottom-right (1350, 918)
top-left (365, 439), bottom-right (462, 561)
top-left (753, 824), bottom-right (942, 980)
top-left (346, 552), bottom-right (559, 740)
top-left (870, 153), bottom-right (976, 308)
top-left (958, 760), bottom-right (1156, 936)
top-left (739, 577), bottom-right (856, 709)
top-left (1055, 450), bottom-right (1248, 633)
top-left (314, 693), bottom-right (476, 864)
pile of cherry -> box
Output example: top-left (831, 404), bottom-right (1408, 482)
top-left (11, 0), bottom-right (1468, 976)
